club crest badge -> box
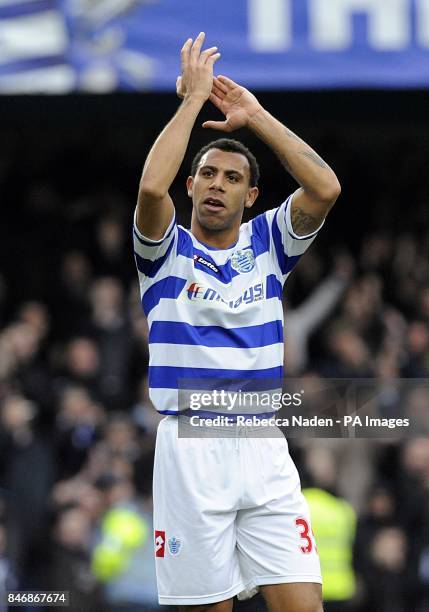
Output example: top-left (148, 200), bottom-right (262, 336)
top-left (167, 536), bottom-right (182, 556)
top-left (231, 249), bottom-right (255, 273)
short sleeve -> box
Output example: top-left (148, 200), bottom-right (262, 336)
top-left (132, 208), bottom-right (177, 286)
top-left (268, 192), bottom-right (324, 281)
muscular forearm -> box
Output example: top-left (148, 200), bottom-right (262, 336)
top-left (139, 95), bottom-right (204, 198)
top-left (136, 33), bottom-right (219, 239)
top-left (248, 107), bottom-right (340, 202)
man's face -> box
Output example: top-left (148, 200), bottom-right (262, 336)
top-left (187, 149), bottom-right (258, 233)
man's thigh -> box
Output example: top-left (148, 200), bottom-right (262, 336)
top-left (260, 583), bottom-right (323, 612)
top-left (236, 437), bottom-right (322, 588)
top-left (154, 420), bottom-right (245, 605)
top-left (178, 600), bottom-right (233, 612)
top-left (233, 593), bottom-right (267, 611)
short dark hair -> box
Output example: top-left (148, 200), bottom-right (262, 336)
top-left (191, 138), bottom-right (260, 187)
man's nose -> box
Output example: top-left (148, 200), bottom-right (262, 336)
top-left (209, 175), bottom-right (226, 191)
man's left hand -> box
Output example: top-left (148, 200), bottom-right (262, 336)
top-left (202, 75), bottom-right (262, 132)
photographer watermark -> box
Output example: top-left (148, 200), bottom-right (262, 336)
top-left (188, 388), bottom-right (303, 412)
top-left (176, 378), bottom-right (429, 438)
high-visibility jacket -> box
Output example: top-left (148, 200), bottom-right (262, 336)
top-left (304, 487), bottom-right (356, 601)
top-left (92, 507), bottom-right (149, 581)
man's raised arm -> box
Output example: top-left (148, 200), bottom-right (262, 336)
top-left (204, 75), bottom-right (341, 236)
top-left (247, 107), bottom-right (341, 236)
top-left (136, 33), bottom-right (220, 240)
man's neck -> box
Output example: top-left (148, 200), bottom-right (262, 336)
top-left (190, 224), bottom-right (239, 250)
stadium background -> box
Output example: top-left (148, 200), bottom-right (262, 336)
top-left (1, 1), bottom-right (429, 611)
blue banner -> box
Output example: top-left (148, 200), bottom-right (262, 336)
top-left (1, 0), bottom-right (429, 92)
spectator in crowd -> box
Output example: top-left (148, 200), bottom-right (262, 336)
top-left (283, 254), bottom-right (353, 375)
top-left (304, 486), bottom-right (357, 611)
top-left (55, 336), bottom-right (102, 401)
top-left (301, 446), bottom-right (357, 610)
top-left (0, 394), bottom-right (55, 574)
top-left (86, 277), bottom-right (136, 409)
top-left (402, 320), bottom-right (429, 377)
top-left (93, 214), bottom-right (133, 283)
top-left (55, 386), bottom-right (105, 478)
top-left (91, 474), bottom-right (160, 612)
top-left (363, 526), bottom-right (408, 612)
top-left (43, 505), bottom-right (102, 612)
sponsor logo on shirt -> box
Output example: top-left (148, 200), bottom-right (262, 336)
top-left (186, 281), bottom-right (264, 308)
top-left (193, 254), bottom-right (219, 274)
top-left (155, 530), bottom-right (166, 557)
top-left (231, 249), bottom-right (255, 273)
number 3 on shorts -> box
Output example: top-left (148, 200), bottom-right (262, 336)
top-left (295, 517), bottom-right (317, 554)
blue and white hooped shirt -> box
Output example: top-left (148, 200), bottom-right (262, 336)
top-left (133, 193), bottom-right (323, 414)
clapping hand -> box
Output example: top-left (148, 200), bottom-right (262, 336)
top-left (176, 35), bottom-right (261, 132)
top-left (176, 32), bottom-right (221, 103)
top-left (202, 75), bottom-right (262, 132)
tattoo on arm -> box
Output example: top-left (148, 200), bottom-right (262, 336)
top-left (284, 127), bottom-right (300, 141)
top-left (278, 136), bottom-right (330, 176)
top-left (299, 150), bottom-right (329, 169)
top-left (291, 206), bottom-right (320, 236)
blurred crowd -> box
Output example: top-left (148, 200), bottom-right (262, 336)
top-left (1, 123), bottom-right (429, 612)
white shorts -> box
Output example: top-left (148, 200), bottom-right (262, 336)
top-left (153, 416), bottom-right (321, 607)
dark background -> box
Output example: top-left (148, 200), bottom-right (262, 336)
top-left (2, 89), bottom-right (429, 298)
top-left (1, 89), bottom-right (429, 612)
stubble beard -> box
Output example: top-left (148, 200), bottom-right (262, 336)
top-left (198, 214), bottom-right (231, 233)
top-left (195, 204), bottom-right (243, 234)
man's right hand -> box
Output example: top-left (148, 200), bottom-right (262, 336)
top-left (177, 32), bottom-right (220, 102)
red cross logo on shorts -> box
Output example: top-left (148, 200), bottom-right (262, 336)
top-left (155, 530), bottom-right (166, 557)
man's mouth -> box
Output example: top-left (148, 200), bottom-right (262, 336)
top-left (202, 197), bottom-right (225, 211)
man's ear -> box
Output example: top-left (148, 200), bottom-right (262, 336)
top-left (186, 176), bottom-right (194, 198)
top-left (244, 186), bottom-right (259, 209)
